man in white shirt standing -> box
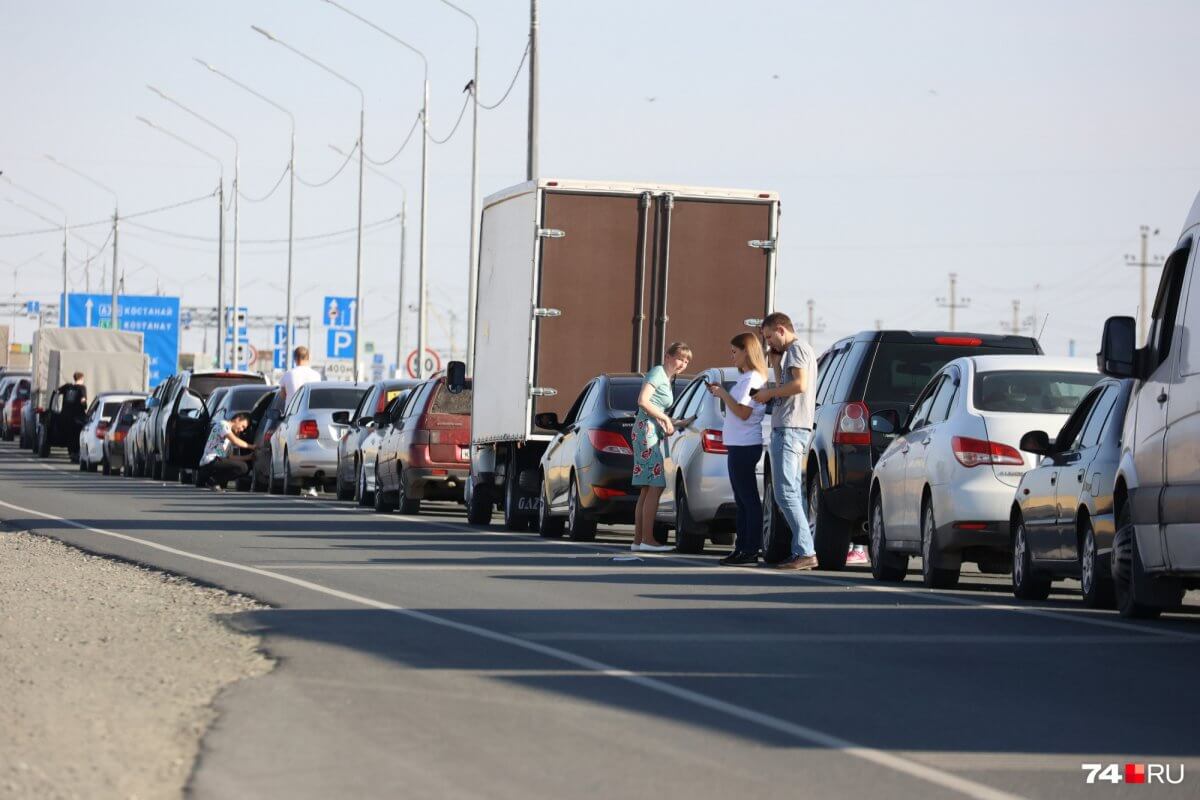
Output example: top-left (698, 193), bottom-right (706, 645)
top-left (279, 346), bottom-right (321, 403)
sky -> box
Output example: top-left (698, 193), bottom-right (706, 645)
top-left (3, 0), bottom-right (1199, 369)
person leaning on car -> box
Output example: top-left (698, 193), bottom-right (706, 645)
top-left (197, 412), bottom-right (256, 491)
top-left (57, 371), bottom-right (88, 458)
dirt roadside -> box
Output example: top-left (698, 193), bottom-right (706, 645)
top-left (0, 528), bottom-right (273, 800)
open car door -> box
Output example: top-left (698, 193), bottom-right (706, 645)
top-left (167, 388), bottom-right (211, 469)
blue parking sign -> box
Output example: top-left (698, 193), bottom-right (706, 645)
top-left (326, 328), bottom-right (356, 359)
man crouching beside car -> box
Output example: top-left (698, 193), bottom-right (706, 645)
top-left (197, 413), bottom-right (256, 492)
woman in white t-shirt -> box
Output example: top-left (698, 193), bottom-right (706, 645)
top-left (707, 332), bottom-right (769, 566)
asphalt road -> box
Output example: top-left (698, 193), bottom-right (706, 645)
top-left (2, 442), bottom-right (1198, 800)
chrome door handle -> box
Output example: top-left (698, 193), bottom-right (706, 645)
top-left (1077, 469), bottom-right (1085, 482)
top-left (1157, 391), bottom-right (1169, 404)
top-left (921, 438), bottom-right (931, 446)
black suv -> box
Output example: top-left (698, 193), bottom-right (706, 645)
top-left (767, 330), bottom-right (1042, 569)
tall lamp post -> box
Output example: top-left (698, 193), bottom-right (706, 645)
top-left (135, 115), bottom-right (226, 367)
top-left (44, 156), bottom-right (119, 329)
top-left (253, 25), bottom-right (366, 379)
top-left (147, 85), bottom-right (242, 369)
top-left (1, 176), bottom-right (69, 326)
top-left (432, 0), bottom-right (480, 374)
top-left (330, 143), bottom-right (407, 376)
top-left (319, 1), bottom-right (431, 379)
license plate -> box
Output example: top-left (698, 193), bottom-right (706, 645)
top-left (459, 447), bottom-right (469, 460)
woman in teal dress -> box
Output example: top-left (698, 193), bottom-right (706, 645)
top-left (631, 341), bottom-right (693, 552)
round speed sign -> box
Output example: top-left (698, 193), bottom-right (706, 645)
top-left (405, 348), bottom-right (442, 378)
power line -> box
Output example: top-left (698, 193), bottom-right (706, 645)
top-left (238, 162), bottom-right (291, 203)
top-left (427, 92), bottom-right (471, 145)
top-left (365, 113), bottom-right (421, 166)
top-left (479, 39), bottom-right (531, 110)
top-left (294, 140), bottom-right (359, 188)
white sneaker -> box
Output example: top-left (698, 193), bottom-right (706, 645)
top-left (305, 487), bottom-right (319, 498)
top-left (638, 543), bottom-right (674, 553)
top-left (630, 543), bottom-right (639, 552)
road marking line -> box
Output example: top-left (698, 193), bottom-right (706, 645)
top-left (0, 495), bottom-right (1022, 800)
top-left (518, 632), bottom-right (1178, 644)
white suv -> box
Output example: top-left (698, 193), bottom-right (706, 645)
top-left (1098, 191), bottom-right (1200, 617)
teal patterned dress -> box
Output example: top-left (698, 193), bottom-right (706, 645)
top-left (632, 365), bottom-right (673, 488)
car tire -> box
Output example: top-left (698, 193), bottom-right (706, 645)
top-left (920, 500), bottom-right (960, 589)
top-left (674, 482), bottom-right (707, 554)
top-left (809, 474), bottom-right (851, 571)
top-left (283, 453), bottom-right (300, 496)
top-left (1079, 516), bottom-right (1115, 609)
top-left (538, 475), bottom-right (565, 538)
top-left (1011, 514), bottom-right (1051, 601)
top-left (1112, 504), bottom-right (1183, 619)
top-left (468, 480), bottom-right (494, 526)
top-left (336, 461), bottom-right (355, 501)
top-left (566, 476), bottom-right (597, 542)
top-left (78, 456), bottom-right (87, 472)
top-left (101, 457), bottom-right (111, 476)
top-left (162, 461), bottom-right (179, 482)
top-left (355, 461), bottom-right (373, 507)
top-left (151, 456), bottom-right (163, 480)
top-left (374, 464), bottom-right (397, 513)
top-left (36, 428), bottom-right (50, 458)
top-left (869, 490), bottom-right (908, 582)
top-left (503, 468), bottom-right (529, 532)
top-left (397, 469), bottom-right (421, 515)
top-left (267, 458), bottom-right (282, 495)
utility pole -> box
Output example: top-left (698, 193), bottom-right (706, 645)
top-left (874, 318), bottom-right (883, 331)
top-left (1000, 299), bottom-right (1022, 334)
top-left (1125, 225), bottom-right (1164, 345)
top-left (800, 299), bottom-right (826, 345)
top-left (936, 272), bottom-right (971, 331)
top-left (526, 0), bottom-right (539, 181)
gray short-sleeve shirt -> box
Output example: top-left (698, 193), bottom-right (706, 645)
top-left (772, 339), bottom-right (817, 429)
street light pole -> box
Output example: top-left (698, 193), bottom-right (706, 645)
top-left (44, 155), bottom-right (119, 328)
top-left (528, 0), bottom-right (539, 181)
top-left (147, 85), bottom-right (241, 369)
top-left (194, 60), bottom-right (297, 370)
top-left (433, 0), bottom-right (481, 374)
top-left (252, 24), bottom-right (366, 379)
top-left (135, 116), bottom-right (225, 366)
top-left (1, 176), bottom-right (69, 326)
top-left (318, 1), bottom-right (431, 379)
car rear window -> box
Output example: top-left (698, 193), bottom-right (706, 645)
top-left (973, 371), bottom-right (1099, 414)
top-left (190, 374), bottom-right (265, 398)
top-left (101, 401), bottom-right (123, 419)
top-left (229, 387), bottom-right (272, 412)
top-left (865, 343), bottom-right (1033, 405)
top-left (606, 378), bottom-right (689, 412)
top-left (429, 385), bottom-right (472, 416)
top-left (308, 387), bottom-right (367, 410)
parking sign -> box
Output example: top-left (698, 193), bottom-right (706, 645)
top-left (326, 328), bottom-right (356, 359)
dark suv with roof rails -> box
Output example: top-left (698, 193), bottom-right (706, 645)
top-left (765, 330), bottom-right (1043, 569)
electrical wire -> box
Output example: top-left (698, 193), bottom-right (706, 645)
top-left (122, 212), bottom-right (400, 245)
top-left (478, 39), bottom-right (531, 110)
top-left (427, 92), bottom-right (471, 145)
top-left (365, 113), bottom-right (421, 167)
top-left (238, 163), bottom-right (291, 203)
top-left (295, 141), bottom-right (359, 188)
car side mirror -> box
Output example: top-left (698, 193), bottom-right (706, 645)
top-left (1098, 315), bottom-right (1138, 378)
top-left (1019, 430), bottom-right (1053, 456)
top-left (535, 412), bottom-right (562, 431)
top-left (446, 360), bottom-right (467, 394)
top-left (331, 410), bottom-right (351, 425)
top-left (870, 409), bottom-right (902, 435)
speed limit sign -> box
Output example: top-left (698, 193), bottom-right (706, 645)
top-left (406, 348), bottom-right (442, 378)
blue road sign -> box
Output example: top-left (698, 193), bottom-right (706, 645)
top-left (372, 353), bottom-right (385, 365)
top-left (323, 296), bottom-right (356, 329)
top-left (273, 324), bottom-right (297, 347)
top-left (25, 301), bottom-right (40, 318)
top-left (326, 327), bottom-right (356, 359)
top-left (60, 294), bottom-right (180, 387)
top-left (273, 349), bottom-right (287, 371)
top-left (224, 306), bottom-right (249, 339)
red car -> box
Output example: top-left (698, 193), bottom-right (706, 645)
top-left (373, 377), bottom-right (472, 514)
top-left (0, 375), bottom-right (30, 442)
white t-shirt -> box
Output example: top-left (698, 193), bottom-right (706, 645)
top-left (280, 365), bottom-right (321, 402)
top-left (722, 370), bottom-right (767, 447)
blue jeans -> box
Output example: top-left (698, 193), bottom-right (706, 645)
top-left (768, 428), bottom-right (814, 559)
top-left (725, 444), bottom-right (763, 554)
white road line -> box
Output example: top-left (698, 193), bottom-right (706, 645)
top-left (518, 632), bottom-right (1178, 644)
top-left (0, 495), bottom-right (1023, 800)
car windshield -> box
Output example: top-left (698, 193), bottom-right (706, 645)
top-left (973, 370), bottom-right (1099, 414)
top-left (430, 384), bottom-right (472, 416)
top-left (229, 387), bottom-right (272, 413)
top-left (308, 387), bottom-right (367, 410)
top-left (864, 342), bottom-right (1036, 404)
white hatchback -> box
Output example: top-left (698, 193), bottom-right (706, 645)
top-left (868, 355), bottom-right (1099, 588)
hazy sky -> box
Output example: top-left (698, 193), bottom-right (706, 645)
top-left (3, 0), bottom-right (1199, 366)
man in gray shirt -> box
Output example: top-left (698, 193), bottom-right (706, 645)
top-left (754, 312), bottom-right (818, 569)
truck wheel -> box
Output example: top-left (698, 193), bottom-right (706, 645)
top-left (809, 474), bottom-right (851, 571)
top-left (1112, 505), bottom-right (1183, 619)
top-left (538, 476), bottom-right (565, 538)
top-left (468, 481), bottom-right (494, 526)
top-left (674, 483), bottom-right (707, 554)
top-left (868, 491), bottom-right (908, 582)
top-left (1011, 514), bottom-right (1051, 601)
top-left (566, 477), bottom-right (597, 541)
top-left (503, 469), bottom-right (530, 532)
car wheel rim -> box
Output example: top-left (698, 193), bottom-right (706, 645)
top-left (808, 480), bottom-right (819, 539)
top-left (923, 508), bottom-right (933, 569)
top-left (1081, 529), bottom-right (1095, 594)
top-left (569, 484), bottom-right (577, 530)
top-left (1014, 525), bottom-right (1026, 585)
top-left (870, 501), bottom-right (883, 563)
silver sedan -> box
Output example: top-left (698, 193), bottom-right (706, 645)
top-left (268, 381), bottom-right (367, 495)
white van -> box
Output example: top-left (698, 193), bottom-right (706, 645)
top-left (1098, 190), bottom-right (1200, 617)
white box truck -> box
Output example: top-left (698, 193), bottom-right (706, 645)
top-left (456, 178), bottom-right (780, 529)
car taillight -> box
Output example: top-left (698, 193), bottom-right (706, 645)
top-left (834, 402), bottom-right (871, 445)
top-left (594, 486), bottom-right (627, 499)
top-left (298, 419), bottom-right (320, 440)
top-left (951, 436), bottom-right (1023, 467)
top-left (113, 430), bottom-right (127, 443)
top-left (588, 429), bottom-right (634, 455)
top-left (935, 336), bottom-right (983, 346)
top-left (701, 429), bottom-right (727, 454)
top-left (96, 423), bottom-right (109, 439)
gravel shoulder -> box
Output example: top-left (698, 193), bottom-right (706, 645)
top-left (0, 527), bottom-right (273, 800)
